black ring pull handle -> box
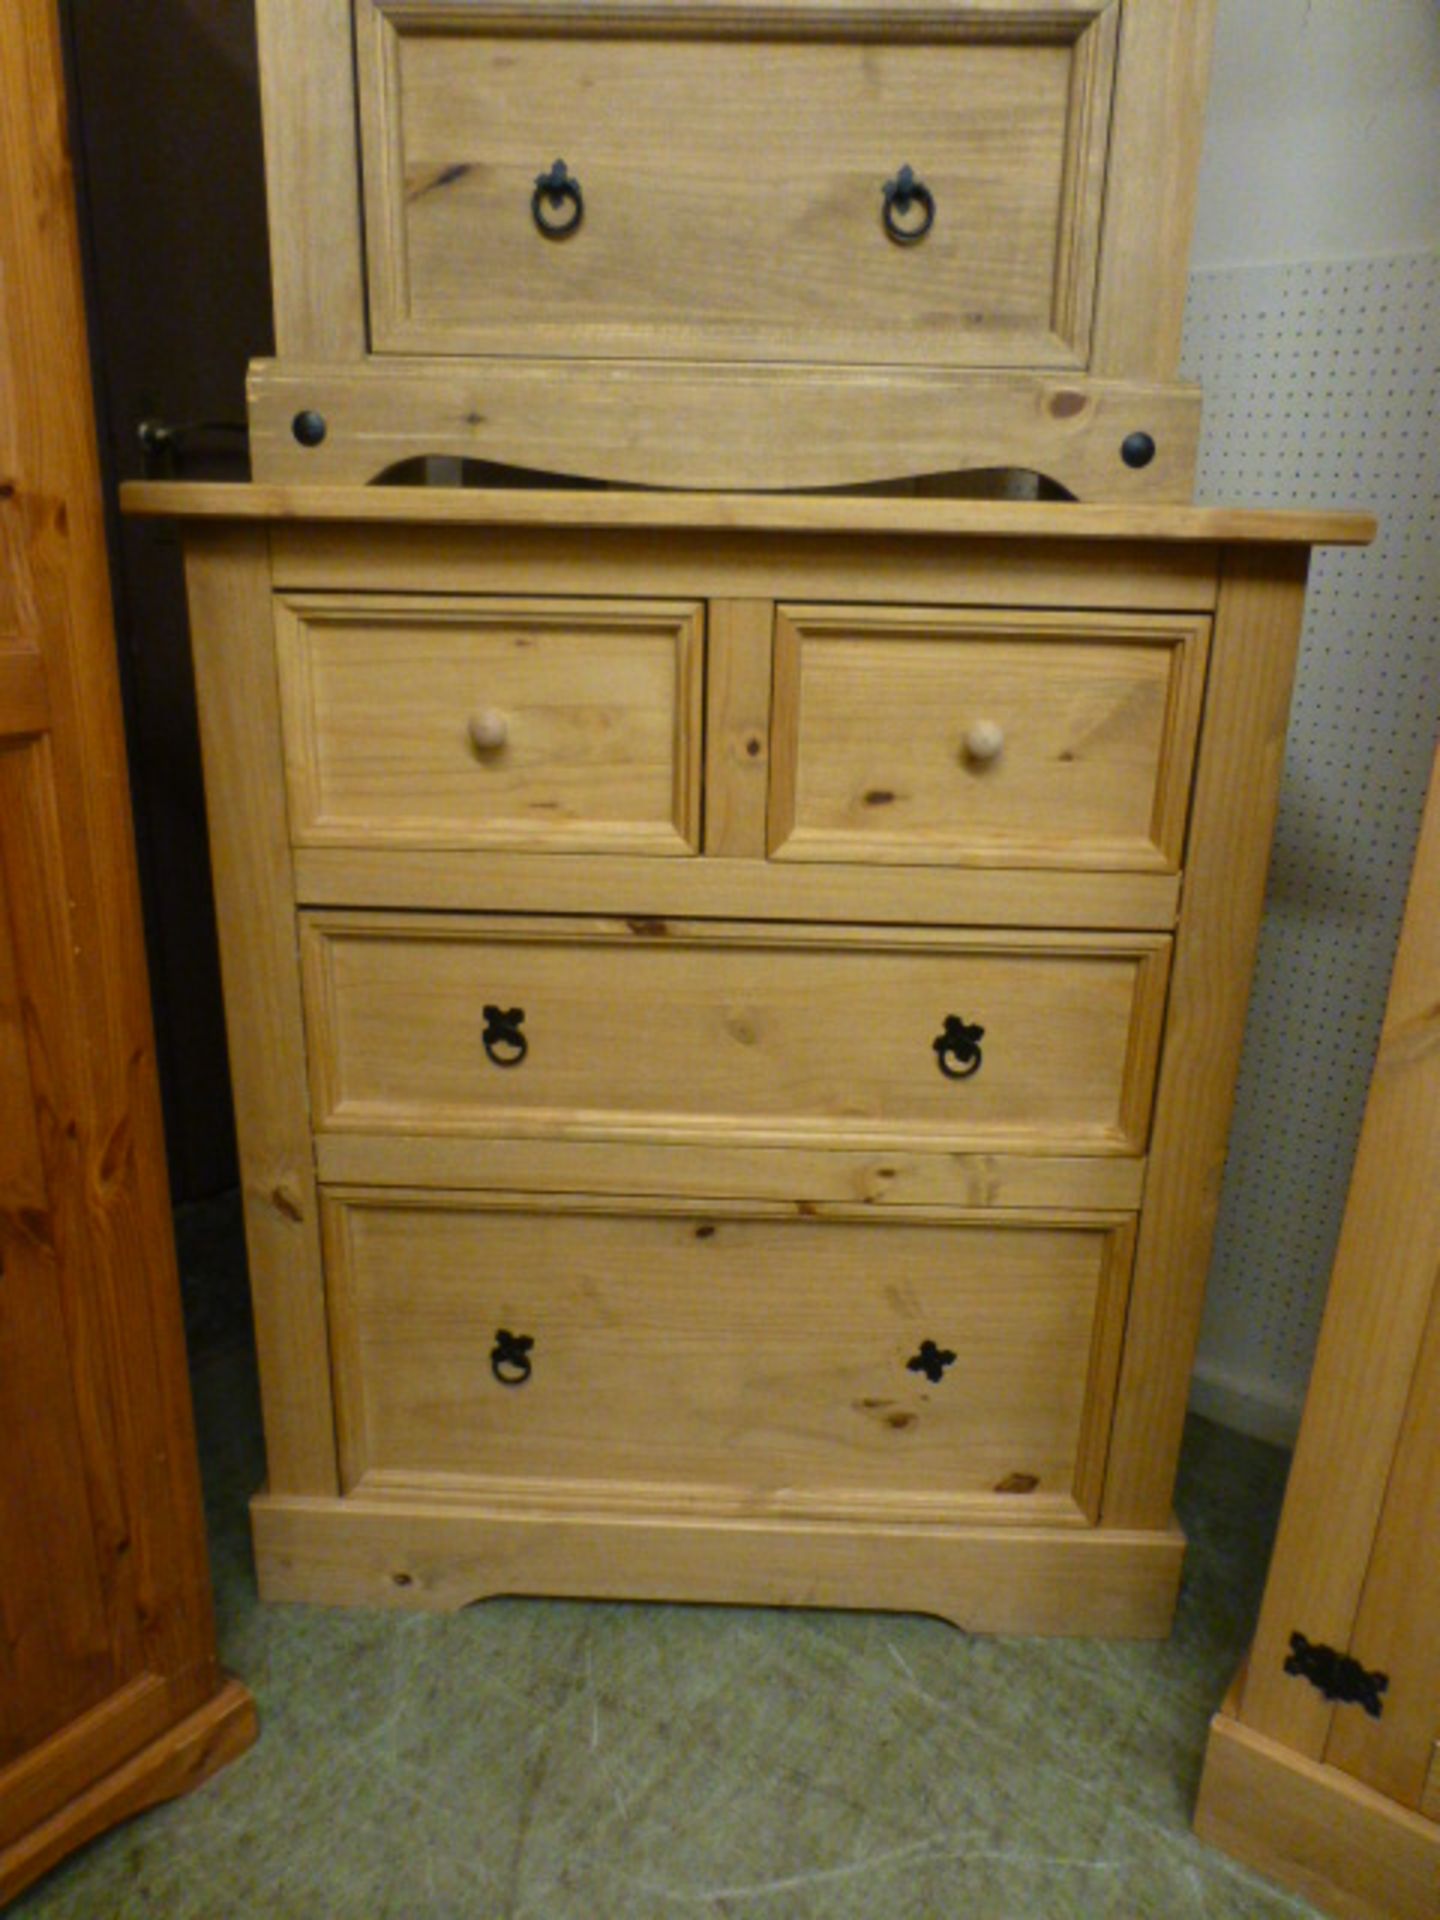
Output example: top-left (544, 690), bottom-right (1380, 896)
top-left (490, 1329), bottom-right (534, 1387)
top-left (907, 1340), bottom-right (957, 1385)
top-left (934, 1016), bottom-right (984, 1081)
top-left (532, 159), bottom-right (584, 239)
top-left (482, 1005), bottom-right (528, 1069)
top-left (882, 164), bottom-right (935, 246)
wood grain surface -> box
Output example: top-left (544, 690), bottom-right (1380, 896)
top-left (275, 594), bottom-right (704, 855)
top-left (0, 0), bottom-right (252, 1890)
top-left (769, 603), bottom-right (1209, 870)
top-left (1234, 739), bottom-right (1440, 1778)
top-left (302, 913), bottom-right (1171, 1154)
top-left (323, 1190), bottom-right (1134, 1519)
top-left (123, 480), bottom-right (1375, 547)
top-left (358, 2), bottom-right (1117, 368)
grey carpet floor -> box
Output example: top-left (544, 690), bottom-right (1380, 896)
top-left (13, 1197), bottom-right (1324, 1919)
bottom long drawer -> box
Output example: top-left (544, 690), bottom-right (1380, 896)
top-left (323, 1191), bottom-right (1135, 1527)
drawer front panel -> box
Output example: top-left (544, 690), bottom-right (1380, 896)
top-left (771, 605), bottom-right (1210, 870)
top-left (356, 1), bottom-right (1119, 368)
top-left (275, 595), bottom-right (704, 854)
top-left (304, 915), bottom-right (1171, 1153)
top-left (326, 1193), bottom-right (1135, 1519)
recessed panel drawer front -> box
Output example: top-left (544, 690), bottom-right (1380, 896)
top-left (325, 1192), bottom-right (1135, 1521)
top-left (303, 915), bottom-right (1171, 1153)
top-left (355, 0), bottom-right (1120, 368)
top-left (274, 595), bottom-right (704, 854)
top-left (770, 605), bottom-right (1210, 870)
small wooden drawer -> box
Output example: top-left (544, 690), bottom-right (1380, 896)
top-left (324, 1191), bottom-right (1136, 1523)
top-left (302, 913), bottom-right (1171, 1155)
top-left (274, 594), bottom-right (704, 854)
top-left (355, 0), bottom-right (1120, 370)
top-left (770, 604), bottom-right (1210, 870)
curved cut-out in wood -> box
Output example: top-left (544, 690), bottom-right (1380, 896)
top-left (248, 359), bottom-right (1202, 501)
top-left (359, 457), bottom-right (1078, 502)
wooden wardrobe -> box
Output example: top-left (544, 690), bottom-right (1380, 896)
top-left (0, 0), bottom-right (254, 1903)
top-left (1195, 739), bottom-right (1440, 1919)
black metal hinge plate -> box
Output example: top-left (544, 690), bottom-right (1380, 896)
top-left (1285, 1632), bottom-right (1389, 1718)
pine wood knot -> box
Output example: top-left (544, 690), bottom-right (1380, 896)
top-left (16, 1207), bottom-right (51, 1248)
top-left (270, 1183), bottom-right (304, 1225)
top-left (994, 1473), bottom-right (1041, 1495)
top-left (96, 1115), bottom-right (133, 1189)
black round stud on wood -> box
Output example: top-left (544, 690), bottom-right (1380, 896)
top-left (1121, 431), bottom-right (1157, 470)
top-left (292, 409), bottom-right (328, 448)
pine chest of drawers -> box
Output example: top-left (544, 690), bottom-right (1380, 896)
top-left (132, 483), bottom-right (1372, 1633)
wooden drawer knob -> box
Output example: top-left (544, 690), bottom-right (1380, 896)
top-left (962, 719), bottom-right (1005, 765)
top-left (469, 709), bottom-right (510, 754)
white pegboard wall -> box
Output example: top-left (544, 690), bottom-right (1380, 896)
top-left (1181, 251), bottom-right (1440, 1444)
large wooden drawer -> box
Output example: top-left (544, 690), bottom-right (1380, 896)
top-left (324, 1191), bottom-right (1136, 1523)
top-left (303, 914), bottom-right (1172, 1154)
top-left (274, 594), bottom-right (705, 854)
top-left (354, 0), bottom-right (1121, 370)
top-left (770, 604), bottom-right (1210, 870)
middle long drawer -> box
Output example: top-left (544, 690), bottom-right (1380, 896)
top-left (302, 914), bottom-right (1172, 1155)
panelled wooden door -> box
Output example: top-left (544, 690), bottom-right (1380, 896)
top-left (1196, 740), bottom-right (1440, 1919)
top-left (1320, 1265), bottom-right (1440, 1815)
top-left (1235, 737), bottom-right (1440, 1809)
top-left (0, 727), bottom-right (131, 1784)
top-left (0, 0), bottom-right (254, 1902)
